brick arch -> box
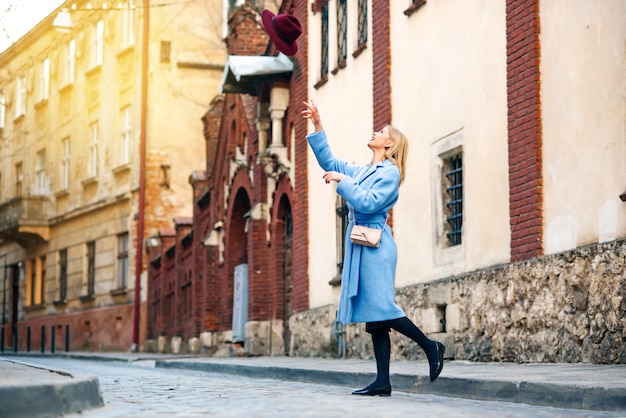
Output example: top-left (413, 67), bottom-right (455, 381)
top-left (219, 166), bottom-right (252, 332)
top-left (270, 174), bottom-right (296, 354)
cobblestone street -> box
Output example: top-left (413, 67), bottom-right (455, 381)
top-left (10, 356), bottom-right (620, 418)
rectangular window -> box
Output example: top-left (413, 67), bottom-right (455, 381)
top-left (357, 0), bottom-right (367, 49)
top-left (59, 249), bottom-right (68, 302)
top-left (38, 58), bottom-right (50, 102)
top-left (0, 92), bottom-right (5, 128)
top-left (90, 20), bottom-right (104, 68)
top-left (26, 257), bottom-right (45, 306)
top-left (15, 162), bottom-right (23, 196)
top-left (120, 106), bottom-right (132, 165)
top-left (15, 76), bottom-right (26, 118)
top-left (444, 153), bottom-right (463, 246)
top-left (86, 241), bottom-right (96, 296)
top-left (336, 0), bottom-right (347, 68)
top-left (64, 39), bottom-right (76, 85)
top-left (160, 40), bottom-right (171, 63)
top-left (121, 0), bottom-right (135, 48)
top-left (117, 233), bottom-right (129, 289)
top-left (61, 138), bottom-right (70, 190)
top-left (35, 149), bottom-right (46, 194)
top-left (320, 3), bottom-right (328, 80)
top-left (88, 122), bottom-right (99, 178)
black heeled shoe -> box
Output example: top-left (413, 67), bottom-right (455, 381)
top-left (428, 341), bottom-right (445, 382)
top-left (352, 385), bottom-right (392, 396)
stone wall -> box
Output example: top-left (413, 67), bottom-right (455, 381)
top-left (290, 239), bottom-right (626, 364)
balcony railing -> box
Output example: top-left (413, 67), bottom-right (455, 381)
top-left (0, 196), bottom-right (51, 246)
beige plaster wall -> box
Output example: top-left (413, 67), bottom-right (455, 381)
top-left (148, 0), bottom-right (226, 220)
top-left (540, 0), bottom-right (626, 254)
top-left (390, 1), bottom-right (510, 287)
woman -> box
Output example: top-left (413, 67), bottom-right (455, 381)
top-left (302, 99), bottom-right (445, 396)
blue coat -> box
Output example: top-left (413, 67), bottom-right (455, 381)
top-left (307, 130), bottom-right (406, 324)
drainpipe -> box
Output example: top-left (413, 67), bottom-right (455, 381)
top-left (132, 0), bottom-right (149, 352)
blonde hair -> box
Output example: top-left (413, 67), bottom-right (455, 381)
top-left (385, 125), bottom-right (408, 184)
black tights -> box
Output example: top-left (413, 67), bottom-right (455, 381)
top-left (368, 317), bottom-right (436, 388)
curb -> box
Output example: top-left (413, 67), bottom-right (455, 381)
top-left (0, 360), bottom-right (104, 418)
top-left (155, 359), bottom-right (626, 412)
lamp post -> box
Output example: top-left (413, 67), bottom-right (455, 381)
top-left (132, 0), bottom-right (149, 352)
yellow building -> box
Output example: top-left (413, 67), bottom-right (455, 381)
top-left (0, 0), bottom-right (226, 352)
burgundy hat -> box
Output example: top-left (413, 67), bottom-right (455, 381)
top-left (262, 10), bottom-right (302, 56)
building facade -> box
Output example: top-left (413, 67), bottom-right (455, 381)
top-left (150, 0), bottom-right (626, 364)
top-left (0, 0), bottom-right (226, 352)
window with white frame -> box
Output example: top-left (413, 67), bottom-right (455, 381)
top-left (88, 122), bottom-right (99, 177)
top-left (0, 92), bottom-right (5, 128)
top-left (35, 149), bottom-right (47, 194)
top-left (38, 58), bottom-right (50, 102)
top-left (15, 76), bottom-right (26, 118)
top-left (121, 0), bottom-right (135, 49)
top-left (64, 39), bottom-right (76, 85)
top-left (120, 106), bottom-right (132, 165)
top-left (89, 20), bottom-right (104, 68)
top-left (61, 138), bottom-right (70, 190)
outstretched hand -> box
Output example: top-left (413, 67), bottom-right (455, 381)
top-left (301, 99), bottom-right (323, 132)
top-left (323, 171), bottom-right (345, 184)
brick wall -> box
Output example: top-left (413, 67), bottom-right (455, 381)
top-left (278, 0), bottom-right (309, 313)
top-left (372, 0), bottom-right (391, 130)
top-left (506, 0), bottom-right (543, 261)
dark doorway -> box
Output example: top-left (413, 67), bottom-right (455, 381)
top-left (282, 201), bottom-right (293, 355)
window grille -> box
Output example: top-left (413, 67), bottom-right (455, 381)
top-left (59, 249), bottom-right (68, 301)
top-left (320, 3), bottom-right (329, 80)
top-left (444, 154), bottom-right (463, 246)
top-left (357, 0), bottom-right (367, 48)
top-left (336, 0), bottom-right (347, 67)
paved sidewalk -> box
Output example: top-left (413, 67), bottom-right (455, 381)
top-left (2, 351), bottom-right (626, 413)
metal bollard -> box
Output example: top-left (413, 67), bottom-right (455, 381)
top-left (51, 325), bottom-right (55, 354)
top-left (27, 326), bottom-right (31, 352)
top-left (12, 325), bottom-right (17, 353)
top-left (65, 324), bottom-right (70, 352)
top-left (1, 326), bottom-right (4, 353)
top-left (41, 326), bottom-right (45, 354)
